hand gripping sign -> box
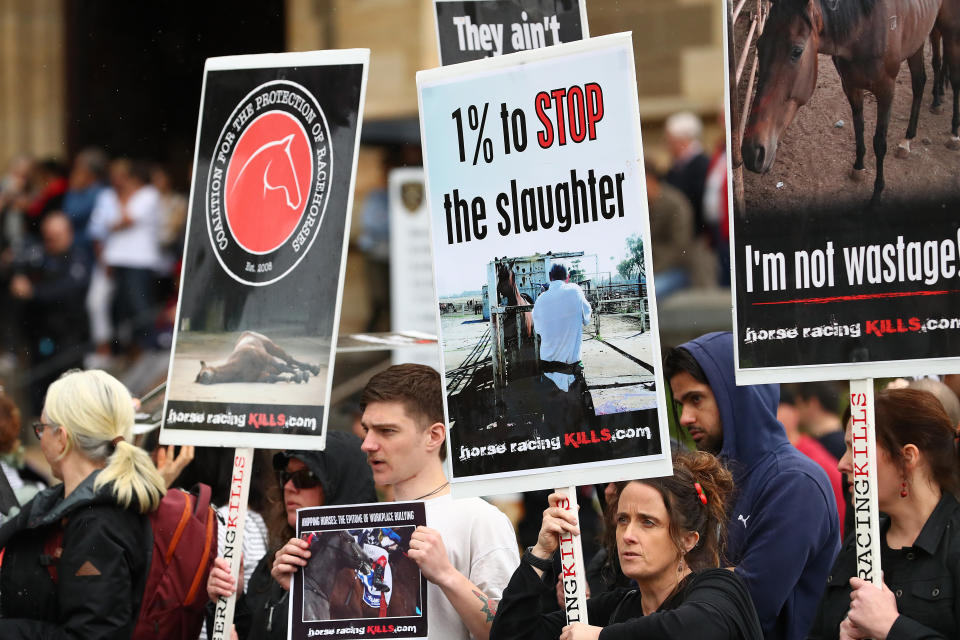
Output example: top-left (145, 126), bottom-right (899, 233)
top-left (160, 49), bottom-right (369, 640)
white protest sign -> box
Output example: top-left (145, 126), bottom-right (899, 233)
top-left (418, 33), bottom-right (672, 498)
top-left (388, 168), bottom-right (442, 369)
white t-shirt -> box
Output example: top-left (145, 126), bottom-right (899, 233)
top-left (89, 185), bottom-right (161, 269)
top-left (532, 280), bottom-right (592, 391)
top-left (532, 280), bottom-right (592, 364)
top-left (424, 494), bottom-right (520, 640)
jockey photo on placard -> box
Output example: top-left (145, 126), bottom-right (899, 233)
top-left (300, 526), bottom-right (421, 622)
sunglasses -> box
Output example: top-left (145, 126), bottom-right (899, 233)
top-left (277, 468), bottom-right (321, 490)
top-left (33, 420), bottom-right (56, 440)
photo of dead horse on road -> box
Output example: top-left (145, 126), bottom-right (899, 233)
top-left (194, 331), bottom-right (321, 385)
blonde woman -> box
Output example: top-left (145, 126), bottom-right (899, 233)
top-left (0, 369), bottom-right (165, 638)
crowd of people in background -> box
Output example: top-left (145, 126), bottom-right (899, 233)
top-left (0, 150), bottom-right (187, 414)
top-left (1, 107), bottom-right (959, 639)
top-left (0, 108), bottom-right (727, 419)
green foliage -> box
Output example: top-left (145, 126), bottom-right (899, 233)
top-left (569, 258), bottom-right (583, 282)
top-left (617, 234), bottom-right (645, 280)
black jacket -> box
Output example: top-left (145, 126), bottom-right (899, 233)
top-left (491, 563), bottom-right (763, 640)
top-left (808, 492), bottom-right (960, 640)
top-left (0, 469), bottom-right (148, 639)
top-left (229, 431), bottom-right (377, 640)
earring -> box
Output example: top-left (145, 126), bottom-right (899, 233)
top-left (677, 560), bottom-right (683, 572)
top-left (900, 481), bottom-right (908, 498)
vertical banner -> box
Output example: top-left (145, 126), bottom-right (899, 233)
top-left (291, 502), bottom-right (428, 639)
top-left (433, 0), bottom-right (589, 65)
top-left (555, 486), bottom-right (588, 624)
top-left (210, 447), bottom-right (253, 640)
top-left (160, 50), bottom-right (369, 449)
top-left (388, 168), bottom-right (441, 368)
top-left (848, 382), bottom-right (882, 586)
top-left (725, 0), bottom-right (960, 384)
top-left (418, 33), bottom-right (672, 498)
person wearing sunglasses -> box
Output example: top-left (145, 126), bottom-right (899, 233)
top-left (206, 431), bottom-right (376, 640)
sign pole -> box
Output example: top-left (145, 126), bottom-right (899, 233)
top-left (849, 381), bottom-right (882, 587)
top-left (211, 447), bottom-right (254, 640)
top-left (555, 486), bottom-right (589, 625)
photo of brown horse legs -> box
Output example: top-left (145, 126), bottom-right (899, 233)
top-left (895, 48), bottom-right (929, 160)
top-left (834, 44), bottom-right (925, 208)
top-left (939, 1), bottom-right (960, 150)
top-left (931, 28), bottom-right (946, 114)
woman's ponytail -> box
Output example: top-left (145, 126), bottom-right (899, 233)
top-left (97, 439), bottom-right (165, 512)
top-left (45, 369), bottom-right (166, 513)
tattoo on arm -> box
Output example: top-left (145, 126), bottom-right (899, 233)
top-left (472, 589), bottom-right (498, 623)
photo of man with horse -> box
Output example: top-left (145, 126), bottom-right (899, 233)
top-left (438, 242), bottom-right (660, 481)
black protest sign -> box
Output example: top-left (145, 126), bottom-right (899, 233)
top-left (291, 502), bottom-right (428, 639)
top-left (726, 0), bottom-right (960, 382)
top-left (734, 204), bottom-right (960, 381)
top-left (434, 0), bottom-right (587, 65)
top-left (161, 51), bottom-right (368, 448)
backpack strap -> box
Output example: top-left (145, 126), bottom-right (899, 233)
top-left (40, 517), bottom-right (68, 584)
top-left (185, 501), bottom-right (216, 605)
top-left (192, 483), bottom-right (212, 520)
top-left (164, 490), bottom-right (193, 565)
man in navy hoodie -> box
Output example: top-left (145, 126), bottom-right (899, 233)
top-left (664, 332), bottom-right (840, 640)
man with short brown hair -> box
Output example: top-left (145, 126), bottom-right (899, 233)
top-left (359, 364), bottom-right (518, 640)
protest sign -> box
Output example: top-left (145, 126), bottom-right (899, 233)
top-left (726, 2), bottom-right (960, 385)
top-left (725, 0), bottom-right (958, 598)
top-left (291, 502), bottom-right (428, 640)
top-left (418, 33), bottom-right (672, 498)
top-left (160, 50), bottom-right (368, 449)
top-left (433, 0), bottom-right (588, 65)
top-left (388, 168), bottom-right (442, 368)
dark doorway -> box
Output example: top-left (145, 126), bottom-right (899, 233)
top-left (65, 2), bottom-right (286, 187)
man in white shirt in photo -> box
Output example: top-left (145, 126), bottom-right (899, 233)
top-left (531, 263), bottom-right (591, 394)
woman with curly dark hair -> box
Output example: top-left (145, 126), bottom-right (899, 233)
top-left (492, 450), bottom-right (763, 640)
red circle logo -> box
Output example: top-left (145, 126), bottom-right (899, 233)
top-left (224, 111), bottom-right (313, 254)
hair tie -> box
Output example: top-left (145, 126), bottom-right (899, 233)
top-left (111, 436), bottom-right (124, 447)
top-left (694, 482), bottom-right (708, 505)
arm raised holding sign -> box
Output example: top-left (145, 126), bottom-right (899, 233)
top-left (491, 452), bottom-right (764, 640)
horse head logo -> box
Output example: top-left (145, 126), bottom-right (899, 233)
top-left (231, 133), bottom-right (304, 211)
